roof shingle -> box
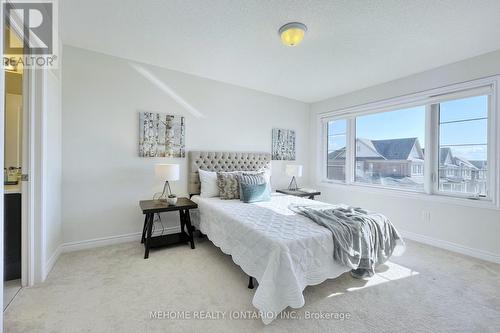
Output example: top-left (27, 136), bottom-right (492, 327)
top-left (371, 138), bottom-right (418, 160)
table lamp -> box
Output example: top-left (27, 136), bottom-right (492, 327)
top-left (285, 164), bottom-right (302, 191)
top-left (155, 164), bottom-right (180, 205)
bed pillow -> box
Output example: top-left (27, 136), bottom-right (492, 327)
top-left (245, 168), bottom-right (272, 187)
top-left (216, 171), bottom-right (241, 199)
top-left (198, 169), bottom-right (219, 197)
top-left (238, 172), bottom-right (269, 199)
top-left (240, 183), bottom-right (271, 203)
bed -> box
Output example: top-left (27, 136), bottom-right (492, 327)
top-left (188, 151), bottom-right (352, 324)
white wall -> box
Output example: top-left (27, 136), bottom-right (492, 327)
top-left (310, 49), bottom-right (500, 262)
top-left (61, 46), bottom-right (310, 244)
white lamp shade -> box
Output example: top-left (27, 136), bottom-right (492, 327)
top-left (155, 164), bottom-right (180, 181)
top-left (285, 165), bottom-right (303, 177)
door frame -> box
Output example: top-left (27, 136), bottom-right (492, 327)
top-left (1, 0), bottom-right (5, 322)
top-left (6, 16), bottom-right (45, 288)
top-left (22, 53), bottom-right (47, 287)
top-left (21, 67), bottom-right (34, 287)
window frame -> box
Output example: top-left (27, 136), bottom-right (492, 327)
top-left (317, 76), bottom-right (499, 209)
top-left (434, 94), bottom-right (492, 200)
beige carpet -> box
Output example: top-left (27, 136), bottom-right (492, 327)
top-left (4, 238), bottom-right (500, 333)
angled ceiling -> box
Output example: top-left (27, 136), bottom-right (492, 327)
top-left (61, 0), bottom-right (500, 103)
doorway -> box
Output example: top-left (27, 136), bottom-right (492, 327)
top-left (3, 27), bottom-right (24, 310)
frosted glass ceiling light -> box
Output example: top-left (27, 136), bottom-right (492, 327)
top-left (279, 22), bottom-right (307, 47)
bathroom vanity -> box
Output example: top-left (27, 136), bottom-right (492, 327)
top-left (4, 185), bottom-right (21, 280)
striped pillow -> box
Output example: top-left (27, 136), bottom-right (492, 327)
top-left (238, 172), bottom-right (269, 200)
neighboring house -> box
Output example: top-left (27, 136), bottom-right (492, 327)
top-left (439, 148), bottom-right (487, 195)
top-left (470, 160), bottom-right (488, 181)
top-left (327, 147), bottom-right (347, 180)
top-left (328, 138), bottom-right (487, 195)
top-left (369, 138), bottom-right (425, 185)
top-left (328, 137), bottom-right (424, 189)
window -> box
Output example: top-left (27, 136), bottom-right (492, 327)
top-left (438, 95), bottom-right (488, 197)
top-left (412, 164), bottom-right (423, 175)
top-left (355, 106), bottom-right (426, 191)
top-left (319, 78), bottom-right (497, 206)
top-left (326, 119), bottom-right (347, 182)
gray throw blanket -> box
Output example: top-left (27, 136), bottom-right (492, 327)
top-left (290, 204), bottom-right (404, 278)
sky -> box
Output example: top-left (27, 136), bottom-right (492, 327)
top-left (328, 95), bottom-right (488, 161)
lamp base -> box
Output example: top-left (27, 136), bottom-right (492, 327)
top-left (155, 195), bottom-right (177, 206)
top-left (154, 181), bottom-right (176, 204)
top-left (288, 176), bottom-right (298, 191)
top-left (166, 196), bottom-right (178, 205)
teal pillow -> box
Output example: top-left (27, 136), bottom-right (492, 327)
top-left (240, 183), bottom-right (271, 203)
top-left (237, 172), bottom-right (268, 200)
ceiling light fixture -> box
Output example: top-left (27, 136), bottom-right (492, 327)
top-left (279, 22), bottom-right (307, 47)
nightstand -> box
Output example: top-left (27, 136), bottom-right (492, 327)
top-left (139, 197), bottom-right (198, 259)
top-left (276, 189), bottom-right (321, 200)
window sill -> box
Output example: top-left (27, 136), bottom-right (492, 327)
top-left (318, 180), bottom-right (499, 210)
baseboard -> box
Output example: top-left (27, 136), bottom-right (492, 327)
top-left (56, 228), bottom-right (500, 266)
top-left (401, 230), bottom-right (500, 265)
top-left (43, 243), bottom-right (63, 280)
top-left (61, 226), bottom-right (181, 253)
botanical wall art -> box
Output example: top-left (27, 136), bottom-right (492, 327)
top-left (139, 112), bottom-right (185, 158)
top-left (272, 128), bottom-right (296, 160)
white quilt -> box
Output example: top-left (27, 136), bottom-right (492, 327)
top-left (191, 193), bottom-right (350, 324)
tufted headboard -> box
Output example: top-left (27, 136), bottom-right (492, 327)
top-left (188, 151), bottom-right (271, 195)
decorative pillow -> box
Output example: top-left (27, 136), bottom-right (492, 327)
top-left (198, 169), bottom-right (219, 198)
top-left (245, 168), bottom-right (272, 187)
top-left (238, 172), bottom-right (269, 199)
top-left (216, 171), bottom-right (241, 199)
top-left (240, 183), bottom-right (271, 203)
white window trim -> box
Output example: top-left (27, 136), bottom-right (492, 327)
top-left (317, 76), bottom-right (500, 210)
